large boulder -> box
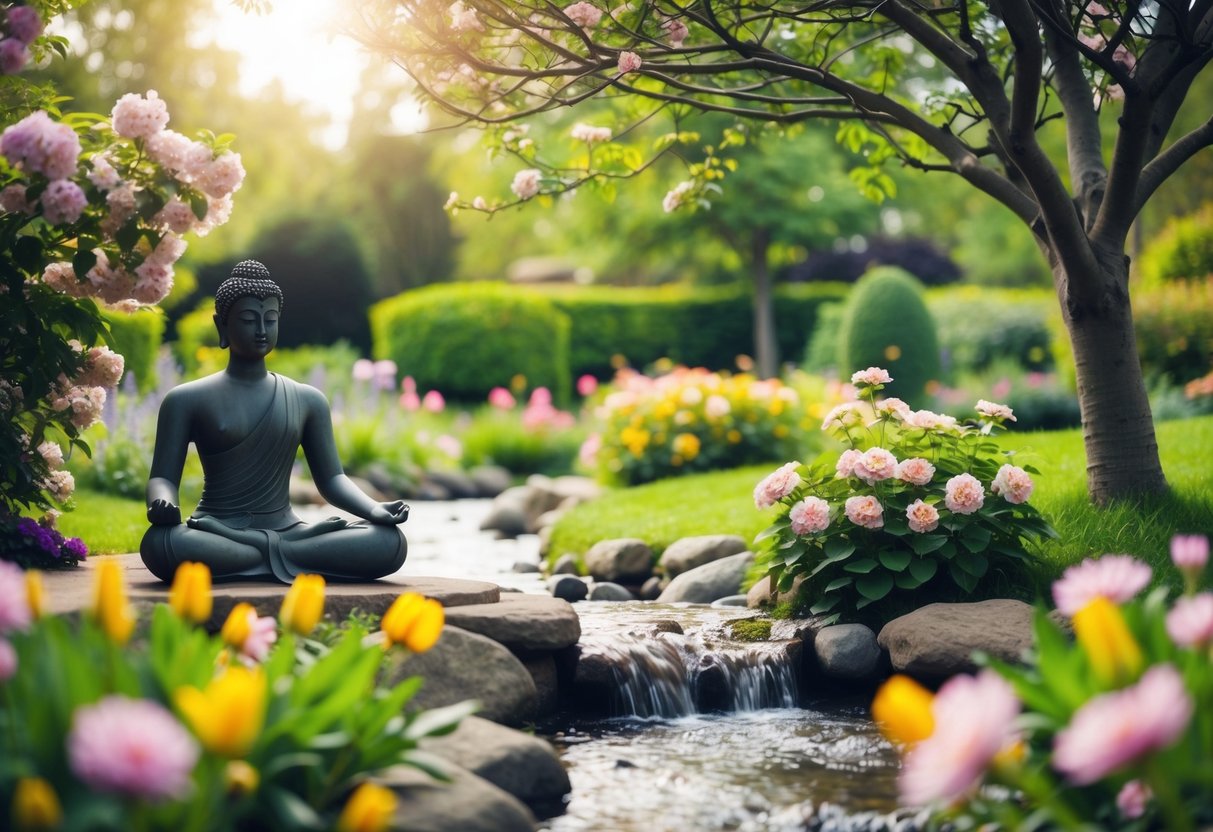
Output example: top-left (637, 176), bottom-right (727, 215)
top-left (746, 573), bottom-right (807, 609)
top-left (877, 599), bottom-right (1036, 681)
top-left (378, 626), bottom-right (537, 726)
top-left (659, 535), bottom-right (748, 579)
top-left (585, 538), bottom-right (654, 583)
top-left (479, 486), bottom-right (530, 537)
top-left (468, 465), bottom-right (512, 498)
top-left (657, 552), bottom-right (755, 604)
top-left (813, 624), bottom-right (881, 681)
top-left (377, 762), bottom-right (536, 832)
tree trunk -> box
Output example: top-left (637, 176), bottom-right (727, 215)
top-left (751, 229), bottom-right (778, 379)
top-left (1057, 255), bottom-right (1168, 504)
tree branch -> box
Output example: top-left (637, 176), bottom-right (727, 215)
top-left (1134, 115), bottom-right (1213, 215)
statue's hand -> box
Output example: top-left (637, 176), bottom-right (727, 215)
top-left (368, 500), bottom-right (409, 526)
top-left (148, 499), bottom-right (182, 526)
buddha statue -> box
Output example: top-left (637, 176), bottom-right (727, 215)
top-left (140, 260), bottom-right (408, 583)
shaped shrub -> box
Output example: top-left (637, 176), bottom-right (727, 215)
top-left (838, 268), bottom-right (940, 404)
top-left (927, 287), bottom-right (1054, 376)
top-left (1139, 204), bottom-right (1213, 285)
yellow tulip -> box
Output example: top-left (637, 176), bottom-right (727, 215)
top-left (12, 776), bottom-right (62, 831)
top-left (381, 593), bottom-right (444, 653)
top-left (220, 602), bottom-right (255, 650)
top-left (175, 666), bottom-right (267, 758)
top-left (280, 574), bottom-right (326, 636)
top-left (1074, 597), bottom-right (1143, 685)
top-left (90, 558), bottom-right (135, 645)
top-left (871, 674), bottom-right (935, 746)
top-left (169, 562), bottom-right (213, 624)
top-left (224, 760), bottom-right (260, 797)
top-left (25, 571), bottom-right (45, 620)
top-left (336, 782), bottom-right (398, 832)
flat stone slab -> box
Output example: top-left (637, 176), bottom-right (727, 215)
top-left (376, 762), bottom-right (536, 832)
top-left (878, 598), bottom-right (1036, 681)
top-left (443, 593), bottom-right (581, 652)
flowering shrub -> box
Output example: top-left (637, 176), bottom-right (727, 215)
top-left (873, 536), bottom-right (1213, 828)
top-left (0, 560), bottom-right (466, 831)
top-left (585, 365), bottom-right (810, 485)
top-left (753, 367), bottom-right (1055, 622)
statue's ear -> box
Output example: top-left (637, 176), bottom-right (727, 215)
top-left (213, 314), bottom-right (229, 349)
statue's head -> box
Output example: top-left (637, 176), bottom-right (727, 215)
top-left (213, 260), bottom-right (283, 356)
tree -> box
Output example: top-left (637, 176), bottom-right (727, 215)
top-left (350, 0), bottom-right (1213, 503)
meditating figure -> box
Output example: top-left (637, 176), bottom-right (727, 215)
top-left (140, 260), bottom-right (408, 583)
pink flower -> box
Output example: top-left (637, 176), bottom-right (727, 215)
top-left (196, 152), bottom-right (245, 199)
top-left (704, 394), bottom-right (730, 420)
top-left (1166, 593), bottom-right (1213, 648)
top-left (401, 375), bottom-right (417, 394)
top-left (43, 469), bottom-right (74, 502)
top-left (152, 198), bottom-right (196, 234)
top-left (1171, 534), bottom-right (1208, 572)
top-left (835, 448), bottom-right (862, 479)
top-left (1, 111), bottom-right (81, 179)
top-left (753, 461), bottom-right (801, 509)
top-left (133, 260), bottom-right (174, 305)
top-left (975, 399), bottom-right (1016, 422)
top-left (39, 180), bottom-right (87, 225)
top-left (0, 560), bottom-right (31, 633)
top-left (42, 261), bottom-right (89, 297)
top-left (111, 90), bottom-right (170, 139)
top-left (576, 375), bottom-right (598, 397)
top-left (904, 409), bottom-right (957, 431)
top-left (373, 359), bottom-right (397, 390)
top-left (906, 499), bottom-right (940, 534)
top-left (422, 390), bottom-right (445, 412)
top-left (845, 495), bottom-right (884, 529)
top-left (851, 366), bottom-right (892, 386)
top-left (1053, 664), bottom-right (1192, 784)
top-left (895, 457), bottom-right (935, 486)
top-left (6, 6), bottom-right (43, 45)
top-left (68, 695), bottom-right (199, 800)
top-left (563, 1), bottom-right (603, 28)
top-left (899, 670), bottom-right (1020, 806)
top-left (38, 440), bottom-right (64, 469)
top-left (240, 610), bottom-right (278, 664)
top-left (662, 180), bottom-right (693, 213)
top-left (789, 497), bottom-right (830, 535)
top-left (944, 474), bottom-right (984, 515)
top-left (448, 0), bottom-right (484, 32)
top-left (662, 17), bottom-right (688, 47)
top-left (0, 638), bottom-right (15, 682)
top-left (579, 432), bottom-right (601, 468)
top-left (530, 387), bottom-right (553, 407)
top-left (854, 447), bottom-right (898, 484)
top-left (0, 37), bottom-right (29, 74)
top-left (617, 51), bottom-right (643, 74)
top-left (435, 434), bottom-right (463, 459)
top-left (822, 402), bottom-right (863, 432)
top-left (1052, 555), bottom-right (1152, 616)
top-left (991, 464), bottom-right (1033, 504)
top-left (570, 123), bottom-right (612, 143)
top-left (1116, 780), bottom-right (1151, 820)
top-left (511, 168), bottom-right (541, 200)
top-left (352, 359), bottom-right (375, 382)
top-left (875, 397), bottom-right (910, 419)
top-left (488, 386), bottom-right (515, 409)
top-left (399, 391), bottom-right (420, 411)
top-left (0, 183), bottom-right (31, 213)
top-left (87, 151), bottom-right (121, 190)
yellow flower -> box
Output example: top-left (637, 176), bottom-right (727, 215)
top-left (871, 674), bottom-right (935, 746)
top-left (280, 574), bottom-right (326, 636)
top-left (773, 425), bottom-right (790, 438)
top-left (769, 398), bottom-right (786, 416)
top-left (90, 558), bottom-right (135, 645)
top-left (381, 593), bottom-right (444, 653)
top-left (726, 429), bottom-right (742, 444)
top-left (175, 666), bottom-right (267, 758)
top-left (619, 426), bottom-right (651, 456)
top-left (672, 432), bottom-right (701, 461)
top-left (336, 782), bottom-right (398, 832)
top-left (12, 777), bottom-right (61, 831)
top-left (169, 562), bottom-right (213, 624)
top-left (221, 602), bottom-right (255, 650)
top-left (25, 571), bottom-right (45, 620)
top-left (1073, 597), bottom-right (1143, 685)
top-left (654, 400), bottom-right (677, 420)
top-left (224, 760), bottom-right (260, 797)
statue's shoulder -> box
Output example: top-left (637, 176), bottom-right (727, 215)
top-left (275, 374), bottom-right (328, 409)
top-left (159, 374), bottom-right (219, 410)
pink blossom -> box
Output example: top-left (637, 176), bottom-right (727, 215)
top-left (1166, 593), bottom-right (1213, 648)
top-left (906, 499), bottom-right (940, 534)
top-left (617, 51), bottom-right (643, 75)
top-left (789, 496), bottom-right (830, 535)
top-left (43, 469), bottom-right (74, 501)
top-left (904, 409), bottom-right (957, 431)
top-left (38, 440), bottom-right (64, 469)
top-left (835, 448), bottom-right (862, 479)
top-left (1052, 554), bottom-right (1153, 616)
top-left (373, 359), bottom-right (397, 390)
top-left (422, 390), bottom-right (445, 412)
top-left (511, 168), bottom-right (541, 200)
top-left (471, 196), bottom-right (487, 210)
top-left (435, 434), bottom-right (463, 459)
top-left (133, 260), bottom-right (173, 305)
top-left (530, 387), bottom-right (553, 407)
top-left (401, 375), bottom-right (417, 394)
top-left (944, 474), bottom-right (985, 515)
top-left (68, 696), bottom-right (199, 800)
top-left (705, 394), bottom-right (730, 420)
top-left (822, 402), bottom-right (863, 432)
top-left (662, 180), bottom-right (693, 213)
top-left (196, 152), bottom-right (244, 199)
top-left (571, 123), bottom-right (612, 143)
top-left (579, 432), bottom-right (601, 468)
top-left (845, 495), bottom-right (884, 529)
top-left (352, 358), bottom-right (375, 382)
top-left (1, 110), bottom-right (81, 180)
top-left (0, 183), bottom-right (31, 213)
top-left (975, 399), bottom-right (1016, 422)
top-left (449, 0), bottom-right (484, 31)
top-left (152, 198), bottom-right (197, 234)
top-left (895, 457), bottom-right (935, 487)
top-left (103, 184), bottom-right (137, 234)
top-left (563, 1), bottom-right (603, 28)
top-left (875, 397), bottom-right (910, 419)
top-left (854, 447), bottom-right (898, 484)
top-left (488, 386), bottom-right (516, 409)
top-left (42, 261), bottom-right (89, 298)
top-left (1116, 780), bottom-right (1151, 820)
top-left (576, 375), bottom-right (598, 397)
top-left (0, 560), bottom-right (31, 633)
top-left (991, 464), bottom-right (1033, 504)
top-left (851, 366), bottom-right (892, 386)
top-left (399, 391), bottom-right (420, 411)
top-left (0, 37), bottom-right (29, 74)
top-left (85, 253), bottom-right (135, 304)
top-left (753, 461), bottom-right (801, 509)
top-left (6, 6), bottom-right (43, 45)
top-left (239, 610), bottom-right (278, 664)
top-left (1171, 534), bottom-right (1208, 572)
top-left (86, 152), bottom-right (121, 190)
top-left (111, 90), bottom-right (170, 139)
top-left (662, 17), bottom-right (689, 47)
top-left (0, 638), bottom-right (15, 682)
top-left (899, 670), bottom-right (1020, 806)
top-left (1053, 664), bottom-right (1192, 784)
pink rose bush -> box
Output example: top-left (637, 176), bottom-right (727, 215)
top-left (755, 367), bottom-right (1054, 622)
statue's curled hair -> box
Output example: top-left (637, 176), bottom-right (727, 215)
top-left (215, 259), bottom-right (283, 323)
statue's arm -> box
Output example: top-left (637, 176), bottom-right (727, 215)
top-left (146, 389), bottom-right (190, 525)
top-left (300, 387), bottom-right (408, 525)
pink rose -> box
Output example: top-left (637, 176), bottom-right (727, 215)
top-left (1166, 593), bottom-right (1213, 648)
top-left (850, 366), bottom-right (892, 386)
top-left (753, 461), bottom-right (801, 509)
top-left (875, 397), bottom-right (910, 419)
top-left (944, 473), bottom-right (984, 515)
top-left (152, 197), bottom-right (197, 234)
top-left (789, 496), bottom-right (830, 535)
top-left (853, 447), bottom-right (898, 484)
top-left (975, 399), bottom-right (1016, 422)
top-left (835, 448), bottom-right (862, 479)
top-left (844, 495), bottom-right (883, 529)
top-left (1116, 780), bottom-right (1151, 820)
top-left (821, 402), bottom-right (862, 432)
top-left (1052, 554), bottom-right (1152, 616)
top-left (991, 463), bottom-right (1033, 504)
top-left (906, 499), bottom-right (940, 533)
top-left (617, 51), bottom-right (643, 74)
top-left (895, 457), bottom-right (935, 486)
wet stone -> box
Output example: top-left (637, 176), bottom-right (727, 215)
top-left (547, 574), bottom-right (588, 603)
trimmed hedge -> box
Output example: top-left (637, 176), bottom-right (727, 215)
top-left (102, 307), bottom-right (165, 392)
top-left (371, 283), bottom-right (572, 402)
top-left (1139, 204), bottom-right (1213, 285)
top-left (173, 299), bottom-right (218, 376)
top-left (926, 286), bottom-right (1055, 377)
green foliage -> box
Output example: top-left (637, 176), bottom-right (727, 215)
top-left (802, 301), bottom-right (846, 373)
top-left (101, 308), bottom-right (165, 392)
top-left (173, 298), bottom-right (218, 375)
top-left (1132, 277), bottom-right (1213, 386)
top-left (56, 490), bottom-right (150, 555)
top-left (370, 282), bottom-right (572, 403)
top-left (1139, 204), bottom-right (1213, 285)
top-left (838, 268), bottom-right (940, 404)
top-left (461, 407), bottom-right (586, 476)
top-left (926, 286), bottom-right (1055, 377)
top-left (933, 362), bottom-right (1081, 432)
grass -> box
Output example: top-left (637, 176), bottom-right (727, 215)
top-left (58, 490), bottom-right (149, 555)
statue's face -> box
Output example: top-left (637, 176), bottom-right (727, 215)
top-left (223, 295), bottom-right (280, 359)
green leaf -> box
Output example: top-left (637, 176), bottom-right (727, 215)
top-left (960, 524), bottom-right (992, 552)
top-left (13, 236), bottom-right (42, 273)
top-left (855, 572), bottom-right (894, 601)
top-left (190, 191), bottom-right (209, 221)
top-left (263, 786), bottom-right (325, 831)
top-left (72, 249), bottom-right (97, 278)
top-left (823, 538), bottom-right (856, 559)
top-left (843, 557), bottom-right (878, 574)
top-left (894, 572), bottom-right (925, 589)
top-left (907, 534), bottom-right (947, 555)
top-left (404, 698), bottom-right (480, 740)
top-left (809, 595), bottom-right (840, 615)
top-left (908, 558), bottom-right (938, 583)
top-left (878, 550), bottom-right (911, 572)
top-left (948, 561), bottom-right (979, 593)
top-left (823, 577), bottom-right (852, 592)
top-left (956, 552), bottom-right (989, 578)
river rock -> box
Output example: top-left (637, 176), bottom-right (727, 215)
top-left (547, 475), bottom-right (603, 504)
top-left (878, 599), bottom-right (1036, 680)
top-left (659, 534), bottom-right (749, 579)
top-left (469, 465), bottom-right (512, 498)
top-left (746, 573), bottom-right (807, 608)
top-left (377, 762), bottom-right (536, 832)
top-left (589, 581), bottom-right (635, 602)
top-left (550, 553), bottom-right (580, 575)
top-left (424, 469), bottom-right (480, 499)
top-left (420, 715), bottom-right (571, 809)
top-left (657, 552), bottom-right (755, 604)
top-left (638, 576), bottom-right (663, 600)
top-left (813, 624), bottom-right (881, 680)
top-left (511, 559), bottom-right (541, 573)
top-left (377, 626), bottom-right (537, 726)
top-left (537, 525), bottom-right (553, 558)
top-left (547, 574), bottom-right (588, 602)
top-left (711, 595), bottom-right (748, 608)
top-left (479, 486), bottom-right (530, 537)
top-left (585, 538), bottom-right (654, 583)
top-left (444, 593), bottom-right (582, 651)
top-left (521, 653), bottom-right (560, 716)
top-left (535, 508), bottom-right (565, 531)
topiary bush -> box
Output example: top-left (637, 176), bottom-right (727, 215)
top-left (802, 301), bottom-right (846, 373)
top-left (102, 307), bottom-right (165, 392)
top-left (838, 267), bottom-right (940, 404)
top-left (926, 286), bottom-right (1055, 377)
top-left (1139, 204), bottom-right (1213, 285)
top-left (371, 283), bottom-right (572, 402)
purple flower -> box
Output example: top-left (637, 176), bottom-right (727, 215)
top-left (64, 537), bottom-right (88, 559)
top-left (15, 517), bottom-right (39, 537)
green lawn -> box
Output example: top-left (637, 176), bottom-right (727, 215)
top-left (58, 490), bottom-right (149, 555)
